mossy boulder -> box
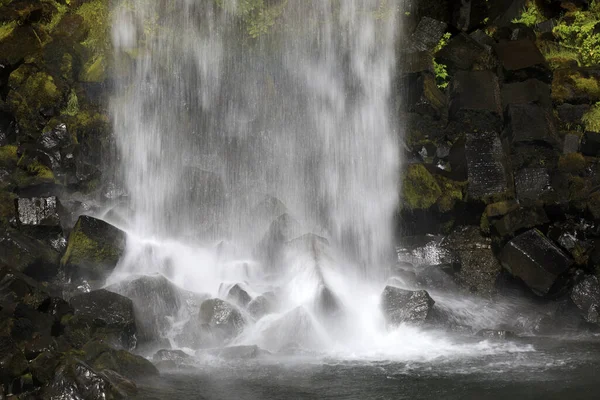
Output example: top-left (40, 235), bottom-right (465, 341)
top-left (82, 340), bottom-right (158, 380)
top-left (61, 215), bottom-right (126, 282)
top-left (401, 163), bottom-right (442, 210)
top-left (552, 68), bottom-right (600, 105)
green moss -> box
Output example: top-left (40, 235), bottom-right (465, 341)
top-left (62, 89), bottom-right (80, 116)
top-left (553, 8), bottom-right (600, 66)
top-left (436, 177), bottom-right (466, 213)
top-left (552, 70), bottom-right (600, 104)
top-left (0, 191), bottom-right (17, 223)
top-left (76, 0), bottom-right (110, 52)
top-left (0, 145), bottom-right (18, 167)
top-left (61, 222), bottom-right (121, 267)
top-left (401, 164), bottom-right (442, 210)
top-left (558, 153), bottom-right (587, 174)
top-left (40, 0), bottom-right (68, 33)
top-left (79, 55), bottom-right (106, 82)
top-left (582, 103), bottom-right (600, 133)
top-left (512, 0), bottom-right (545, 27)
top-left (480, 213), bottom-right (490, 234)
top-left (0, 21), bottom-right (17, 41)
top-left (26, 160), bottom-right (55, 180)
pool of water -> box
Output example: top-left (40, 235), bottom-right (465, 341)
top-left (134, 337), bottom-right (600, 400)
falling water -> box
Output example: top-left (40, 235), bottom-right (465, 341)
top-left (106, 1), bottom-right (532, 358)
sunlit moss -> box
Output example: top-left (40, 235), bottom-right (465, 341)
top-left (582, 103), bottom-right (600, 133)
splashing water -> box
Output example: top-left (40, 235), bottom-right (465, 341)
top-left (107, 0), bottom-right (532, 360)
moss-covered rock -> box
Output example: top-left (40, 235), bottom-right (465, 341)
top-left (401, 163), bottom-right (442, 210)
top-left (435, 176), bottom-right (466, 213)
top-left (61, 215), bottom-right (126, 282)
top-left (558, 152), bottom-right (587, 174)
top-left (552, 68), bottom-right (600, 104)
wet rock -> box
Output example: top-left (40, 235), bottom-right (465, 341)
top-left (29, 351), bottom-right (61, 386)
top-left (492, 205), bottom-right (549, 240)
top-left (36, 123), bottom-right (76, 177)
top-left (400, 51), bottom-right (435, 75)
top-left (0, 336), bottom-right (28, 388)
top-left (581, 132), bottom-right (600, 157)
top-left (61, 215), bottom-right (126, 282)
top-left (0, 26), bottom-right (42, 67)
top-left (199, 298), bottom-right (246, 342)
top-left (211, 345), bottom-right (269, 360)
top-left (506, 104), bottom-right (559, 147)
top-left (465, 131), bottom-right (510, 200)
top-left (476, 329), bottom-right (516, 340)
top-left (0, 265), bottom-right (51, 309)
top-left (436, 33), bottom-right (487, 72)
top-left (68, 289), bottom-right (137, 350)
top-left (11, 302), bottom-right (54, 342)
top-left (414, 265), bottom-right (458, 292)
top-left (494, 39), bottom-right (551, 83)
top-left (0, 231), bottom-right (60, 281)
top-left (224, 283), bottom-right (252, 308)
top-left (81, 340), bottom-right (158, 380)
top-left (107, 274), bottom-right (183, 345)
top-left (247, 292), bottom-right (276, 319)
top-left (407, 17), bottom-right (448, 52)
top-left (396, 235), bottom-right (450, 267)
top-left (0, 112), bottom-right (17, 145)
top-left (314, 285), bottom-right (342, 318)
top-left (441, 226), bottom-right (502, 296)
top-left (571, 275), bottom-right (600, 325)
top-left (15, 196), bottom-right (62, 234)
top-left (500, 229), bottom-right (573, 296)
top-left (563, 134), bottom-right (581, 154)
top-left (40, 356), bottom-right (125, 400)
top-left (449, 71), bottom-right (502, 132)
top-left (515, 168), bottom-right (551, 202)
top-left (405, 73), bottom-right (447, 119)
top-left (501, 79), bottom-right (552, 110)
top-left (380, 286), bottom-right (436, 326)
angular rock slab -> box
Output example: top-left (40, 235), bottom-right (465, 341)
top-left (380, 286), bottom-right (435, 326)
top-left (515, 168), bottom-right (551, 202)
top-left (449, 70), bottom-right (502, 132)
top-left (407, 17), bottom-right (448, 52)
top-left (571, 275), bottom-right (600, 326)
top-left (61, 215), bottom-right (126, 282)
top-left (465, 131), bottom-right (509, 200)
top-left (494, 39), bottom-right (551, 83)
top-left (500, 229), bottom-right (573, 296)
top-left (15, 196), bottom-right (61, 228)
top-left (506, 104), bottom-right (559, 147)
top-left (436, 33), bottom-right (487, 71)
top-left (501, 78), bottom-right (552, 110)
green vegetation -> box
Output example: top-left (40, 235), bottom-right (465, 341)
top-left (402, 164), bottom-right (442, 210)
top-left (436, 176), bottom-right (465, 213)
top-left (582, 103), bottom-right (600, 133)
top-left (0, 21), bottom-right (17, 41)
top-left (433, 32), bottom-right (451, 89)
top-left (63, 89), bottom-right (79, 116)
top-left (512, 0), bottom-right (545, 27)
top-left (552, 3), bottom-right (600, 66)
top-left (76, 0), bottom-right (110, 53)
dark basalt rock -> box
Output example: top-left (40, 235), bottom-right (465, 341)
top-left (494, 39), bottom-right (551, 83)
top-left (153, 349), bottom-right (192, 364)
top-left (515, 168), bottom-right (551, 202)
top-left (0, 265), bottom-right (51, 309)
top-left (501, 79), bottom-right (552, 110)
top-left (247, 292), bottom-right (276, 319)
top-left (449, 71), bottom-right (502, 132)
top-left (61, 215), bottom-right (126, 282)
top-left (571, 275), bottom-right (600, 326)
top-left (68, 289), bottom-right (137, 350)
top-left (0, 336), bottom-right (28, 388)
top-left (81, 340), bottom-right (158, 380)
top-left (199, 298), bottom-right (246, 342)
top-left (500, 229), bottom-right (573, 296)
top-left (441, 226), bottom-right (502, 296)
top-left (407, 17), bottom-right (448, 52)
top-left (36, 123), bottom-right (76, 179)
top-left (506, 104), bottom-right (559, 147)
top-left (380, 286), bottom-right (436, 326)
top-left (581, 132), bottom-right (600, 157)
top-left (15, 196), bottom-right (62, 234)
top-left (225, 283), bottom-right (252, 308)
top-left (405, 72), bottom-right (447, 120)
top-left (492, 205), bottom-right (549, 240)
top-left (451, 0), bottom-right (487, 31)
top-left (0, 111), bottom-right (17, 145)
top-left (436, 33), bottom-right (487, 72)
top-left (0, 228), bottom-right (60, 281)
top-left (563, 134), bottom-right (581, 154)
top-left (465, 131), bottom-right (509, 200)
top-left (557, 104), bottom-right (589, 129)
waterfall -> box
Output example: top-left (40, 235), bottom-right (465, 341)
top-left (109, 0), bottom-right (401, 353)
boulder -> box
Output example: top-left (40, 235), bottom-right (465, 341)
top-left (449, 71), bottom-right (502, 132)
top-left (0, 229), bottom-right (60, 281)
top-left (224, 283), bottom-right (252, 308)
top-left (465, 131), bottom-right (510, 200)
top-left (67, 289), bottom-right (137, 349)
top-left (405, 72), bottom-right (447, 119)
top-left (153, 349), bottom-right (192, 365)
top-left (514, 168), bottom-right (551, 202)
top-left (501, 79), bottom-right (552, 110)
top-left (506, 104), bottom-right (559, 147)
top-left (494, 39), bottom-right (551, 83)
top-left (581, 132), bottom-right (600, 157)
top-left (0, 112), bottom-right (17, 145)
top-left (247, 292), bottom-right (276, 319)
top-left (255, 213), bottom-right (302, 266)
top-left (499, 229), bottom-right (573, 295)
top-left (407, 17), bottom-right (448, 52)
top-left (29, 351), bottom-right (61, 386)
top-left (14, 196), bottom-right (62, 234)
top-left (436, 33), bottom-right (487, 72)
top-left (440, 226), bottom-right (502, 296)
top-left (81, 340), bottom-right (158, 380)
top-left (380, 286), bottom-right (435, 326)
top-left (199, 298), bottom-right (245, 342)
top-left (61, 215), bottom-right (126, 282)
top-left (492, 205), bottom-right (549, 240)
top-left (0, 336), bottom-right (28, 388)
top-left (570, 275), bottom-right (600, 326)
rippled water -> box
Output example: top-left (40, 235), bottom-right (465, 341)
top-left (134, 338), bottom-right (600, 400)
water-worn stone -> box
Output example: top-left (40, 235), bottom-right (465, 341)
top-left (436, 33), bottom-right (487, 71)
top-left (515, 168), bottom-right (551, 202)
top-left (68, 289), bottom-right (137, 350)
top-left (465, 131), bottom-right (509, 200)
top-left (570, 275), bottom-right (600, 326)
top-left (36, 123), bottom-right (76, 178)
top-left (506, 104), bottom-right (559, 147)
top-left (449, 71), bottom-right (502, 132)
top-left (451, 0), bottom-right (487, 31)
top-left (255, 213), bottom-right (302, 267)
top-left (61, 215), bottom-right (126, 282)
top-left (199, 298), bottom-right (245, 342)
top-left (500, 229), bottom-right (573, 295)
top-left (494, 39), bottom-right (551, 83)
top-left (407, 17), bottom-right (448, 52)
top-left (380, 286), bottom-right (435, 326)
top-left (440, 226), bottom-right (502, 296)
